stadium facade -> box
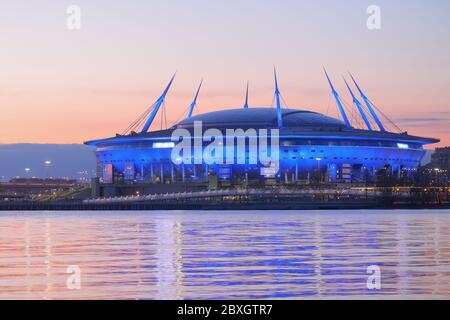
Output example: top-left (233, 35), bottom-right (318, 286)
top-left (85, 70), bottom-right (439, 196)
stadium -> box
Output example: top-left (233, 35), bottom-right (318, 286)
top-left (85, 70), bottom-right (439, 197)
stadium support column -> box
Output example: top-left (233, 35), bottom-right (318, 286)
top-left (350, 74), bottom-right (386, 132)
top-left (324, 69), bottom-right (351, 128)
top-left (243, 81), bottom-right (249, 109)
top-left (141, 73), bottom-right (176, 133)
top-left (295, 163), bottom-right (299, 181)
top-left (187, 80), bottom-right (203, 118)
top-left (205, 164), bottom-right (208, 181)
top-left (160, 164), bottom-right (164, 184)
top-left (274, 68), bottom-right (283, 128)
top-left (182, 164), bottom-right (185, 182)
top-left (343, 77), bottom-right (372, 131)
top-left (393, 164), bottom-right (401, 179)
top-left (151, 164), bottom-right (154, 181)
top-left (328, 164), bottom-right (337, 182)
top-left (91, 178), bottom-right (100, 198)
top-left (171, 164), bottom-right (174, 183)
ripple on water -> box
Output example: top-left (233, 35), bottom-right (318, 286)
top-left (0, 210), bottom-right (449, 299)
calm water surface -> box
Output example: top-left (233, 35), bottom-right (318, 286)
top-left (0, 210), bottom-right (449, 299)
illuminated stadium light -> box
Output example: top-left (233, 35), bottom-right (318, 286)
top-left (397, 143), bottom-right (409, 149)
top-left (152, 142), bottom-right (175, 149)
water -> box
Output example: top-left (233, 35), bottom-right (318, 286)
top-left (0, 210), bottom-right (449, 300)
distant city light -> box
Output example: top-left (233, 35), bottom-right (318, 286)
top-left (25, 168), bottom-right (31, 172)
top-left (152, 142), bottom-right (175, 149)
top-left (397, 143), bottom-right (409, 149)
top-left (44, 160), bottom-right (52, 165)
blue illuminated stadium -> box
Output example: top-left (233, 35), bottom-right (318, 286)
top-left (85, 70), bottom-right (439, 195)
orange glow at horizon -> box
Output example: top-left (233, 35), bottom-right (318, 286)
top-left (0, 1), bottom-right (449, 147)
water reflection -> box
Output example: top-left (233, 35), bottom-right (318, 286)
top-left (0, 210), bottom-right (449, 299)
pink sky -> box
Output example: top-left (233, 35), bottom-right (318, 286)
top-left (1, 1), bottom-right (449, 147)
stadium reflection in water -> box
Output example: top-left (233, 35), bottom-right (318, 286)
top-left (0, 210), bottom-right (449, 299)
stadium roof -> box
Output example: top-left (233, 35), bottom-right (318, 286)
top-left (85, 107), bottom-right (439, 147)
top-left (176, 108), bottom-right (346, 129)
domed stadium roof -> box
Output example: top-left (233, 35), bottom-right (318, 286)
top-left (176, 108), bottom-right (346, 129)
top-left (85, 105), bottom-right (439, 146)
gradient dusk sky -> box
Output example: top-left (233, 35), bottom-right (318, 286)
top-left (1, 0), bottom-right (449, 147)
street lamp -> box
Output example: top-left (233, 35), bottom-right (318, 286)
top-left (24, 168), bottom-right (31, 178)
top-left (44, 160), bottom-right (52, 179)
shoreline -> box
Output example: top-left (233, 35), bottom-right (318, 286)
top-left (1, 200), bottom-right (449, 211)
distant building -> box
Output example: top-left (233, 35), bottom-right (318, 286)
top-left (415, 167), bottom-right (448, 187)
top-left (431, 147), bottom-right (450, 172)
top-left (416, 147), bottom-right (450, 186)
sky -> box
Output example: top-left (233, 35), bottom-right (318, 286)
top-left (1, 0), bottom-right (449, 147)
